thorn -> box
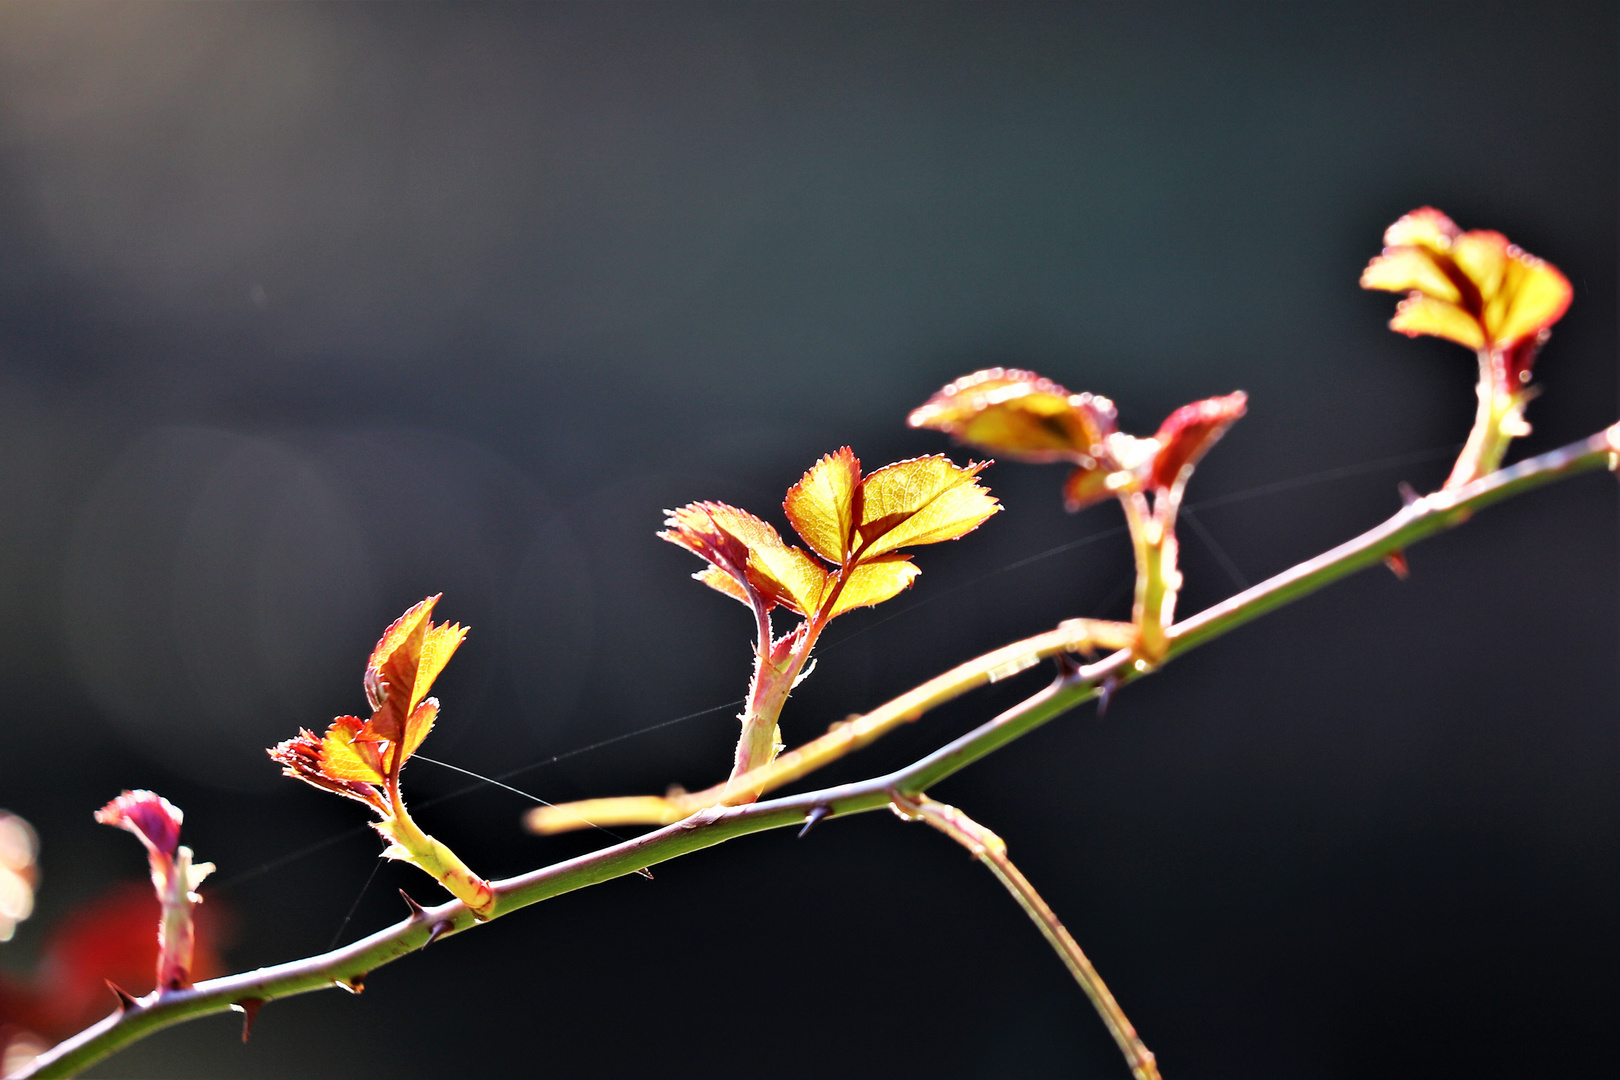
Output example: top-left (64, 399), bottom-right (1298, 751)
top-left (1095, 676), bottom-right (1119, 718)
top-left (634, 867), bottom-right (655, 880)
top-left (398, 889), bottom-right (426, 919)
top-left (106, 980), bottom-right (139, 1013)
top-left (231, 998), bottom-right (265, 1043)
top-left (1053, 651), bottom-right (1084, 680)
top-left (1384, 550), bottom-right (1410, 580)
top-left (423, 919), bottom-right (454, 949)
top-left (1397, 481), bottom-right (1419, 507)
top-left (335, 975), bottom-right (364, 994)
top-left (798, 804), bottom-right (832, 838)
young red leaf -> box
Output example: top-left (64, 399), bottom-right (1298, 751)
top-left (1149, 392), bottom-right (1248, 494)
top-left (93, 790), bottom-right (182, 862)
top-left (661, 501), bottom-right (828, 615)
top-left (268, 725), bottom-right (389, 811)
top-left (94, 792), bottom-right (215, 991)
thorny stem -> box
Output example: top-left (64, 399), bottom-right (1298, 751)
top-left (890, 793), bottom-right (1161, 1080)
top-left (19, 423), bottom-right (1618, 1080)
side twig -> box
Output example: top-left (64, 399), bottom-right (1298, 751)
top-left (890, 792), bottom-right (1160, 1080)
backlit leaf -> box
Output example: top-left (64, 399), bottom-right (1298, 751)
top-left (1382, 206), bottom-right (1459, 250)
top-left (693, 565), bottom-right (752, 606)
top-left (855, 455), bottom-right (1000, 559)
top-left (1359, 246), bottom-right (1460, 302)
top-left (317, 716), bottom-right (387, 783)
top-left (783, 447), bottom-right (860, 563)
top-left (409, 622), bottom-right (467, 717)
top-left (1361, 208), bottom-right (1572, 381)
top-left (664, 501), bottom-right (829, 614)
top-left (1062, 465), bottom-right (1118, 513)
top-left (1486, 251), bottom-right (1572, 350)
top-left (400, 700), bottom-right (438, 763)
top-left (1150, 392), bottom-right (1248, 493)
top-left (908, 368), bottom-right (1117, 463)
top-left (1390, 293), bottom-right (1486, 349)
top-left (747, 542), bottom-right (830, 617)
top-left (826, 555), bottom-right (919, 616)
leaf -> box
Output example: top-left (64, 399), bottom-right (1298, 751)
top-left (317, 716), bottom-right (387, 783)
top-left (1063, 464), bottom-right (1120, 513)
top-left (1382, 206), bottom-right (1459, 250)
top-left (663, 501), bottom-right (828, 614)
top-left (368, 596), bottom-right (437, 685)
top-left (1390, 293), bottom-right (1486, 349)
top-left (93, 791), bottom-right (182, 858)
top-left (746, 542), bottom-right (830, 617)
top-left (409, 622), bottom-right (467, 718)
top-left (783, 447), bottom-right (860, 563)
top-left (854, 455), bottom-right (1001, 559)
top-left (367, 598), bottom-right (435, 741)
top-left (1486, 251), bottom-right (1572, 351)
top-left (1150, 392), bottom-right (1248, 493)
top-left (400, 700), bottom-right (438, 763)
top-left (1362, 208), bottom-right (1572, 375)
top-left (1359, 246), bottom-right (1460, 301)
top-left (692, 565), bottom-right (752, 606)
top-left (908, 368), bottom-right (1117, 464)
top-left (826, 555), bottom-right (919, 616)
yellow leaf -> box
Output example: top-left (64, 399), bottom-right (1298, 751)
top-left (410, 622), bottom-right (466, 716)
top-left (1359, 247), bottom-right (1460, 302)
top-left (318, 716), bottom-right (387, 783)
top-left (401, 700), bottom-right (438, 763)
top-left (748, 542), bottom-right (830, 617)
top-left (783, 447), bottom-right (860, 563)
top-left (826, 555), bottom-right (919, 616)
top-left (1449, 230), bottom-right (1509, 301)
top-left (664, 501), bottom-right (829, 615)
top-left (855, 455), bottom-right (1001, 559)
top-left (1383, 206), bottom-right (1459, 251)
top-left (908, 368), bottom-right (1116, 463)
top-left (369, 595), bottom-right (436, 679)
top-left (691, 502), bottom-right (788, 556)
top-left (1487, 252), bottom-right (1572, 350)
top-left (693, 565), bottom-right (753, 606)
top-left (1363, 209), bottom-right (1571, 369)
top-left (1390, 293), bottom-right (1486, 349)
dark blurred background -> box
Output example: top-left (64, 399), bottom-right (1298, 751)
top-left (0, 2), bottom-right (1613, 1076)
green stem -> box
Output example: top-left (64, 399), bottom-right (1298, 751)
top-left (20, 424), bottom-right (1617, 1079)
